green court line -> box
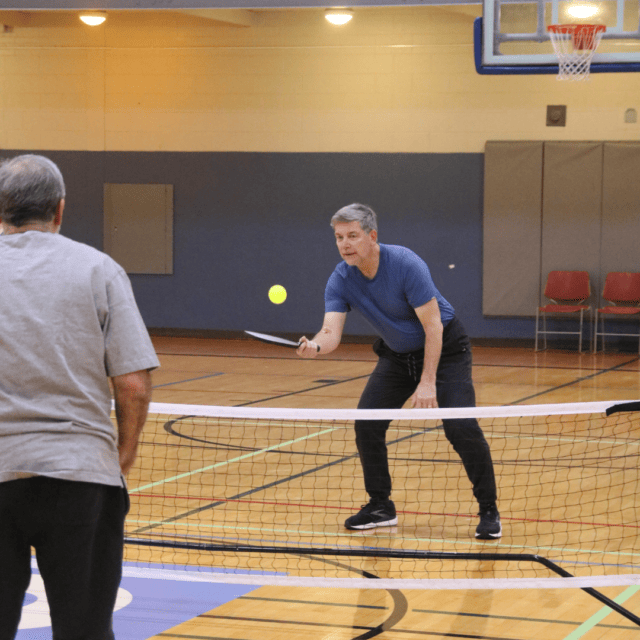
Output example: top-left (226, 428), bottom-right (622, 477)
top-left (130, 425), bottom-right (337, 494)
top-left (562, 585), bottom-right (640, 639)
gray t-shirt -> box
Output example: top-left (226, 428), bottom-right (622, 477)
top-left (0, 231), bottom-right (160, 486)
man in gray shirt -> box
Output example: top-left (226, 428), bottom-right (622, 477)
top-left (0, 155), bottom-right (160, 639)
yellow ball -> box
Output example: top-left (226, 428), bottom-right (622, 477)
top-left (268, 284), bottom-right (287, 304)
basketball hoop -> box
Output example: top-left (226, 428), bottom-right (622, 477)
top-left (548, 24), bottom-right (606, 80)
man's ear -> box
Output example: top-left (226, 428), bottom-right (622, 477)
top-left (54, 199), bottom-right (65, 228)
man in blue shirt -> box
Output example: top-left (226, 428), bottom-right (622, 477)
top-left (297, 203), bottom-right (500, 539)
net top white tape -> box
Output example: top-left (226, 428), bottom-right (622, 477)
top-left (145, 399), bottom-right (638, 421)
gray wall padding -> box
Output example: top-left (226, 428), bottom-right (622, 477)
top-left (601, 143), bottom-right (640, 304)
top-left (541, 142), bottom-right (602, 305)
top-left (483, 141), bottom-right (543, 316)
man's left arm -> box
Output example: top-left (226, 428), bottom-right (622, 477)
top-left (112, 369), bottom-right (153, 475)
top-left (410, 298), bottom-right (443, 408)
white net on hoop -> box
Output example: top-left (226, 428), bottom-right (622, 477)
top-left (548, 24), bottom-right (606, 80)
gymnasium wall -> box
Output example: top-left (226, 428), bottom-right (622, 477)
top-left (1, 8), bottom-right (638, 340)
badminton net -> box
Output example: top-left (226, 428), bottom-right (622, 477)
top-left (122, 400), bottom-right (640, 593)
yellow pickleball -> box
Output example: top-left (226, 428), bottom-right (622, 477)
top-left (268, 284), bottom-right (287, 304)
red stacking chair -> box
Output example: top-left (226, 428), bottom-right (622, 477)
top-left (593, 272), bottom-right (640, 354)
top-left (535, 271), bottom-right (591, 352)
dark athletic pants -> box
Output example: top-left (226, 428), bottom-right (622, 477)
top-left (0, 476), bottom-right (129, 640)
top-left (355, 316), bottom-right (498, 506)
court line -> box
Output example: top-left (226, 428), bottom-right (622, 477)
top-left (235, 374), bottom-right (372, 407)
top-left (561, 585), bottom-right (640, 639)
top-left (136, 354), bottom-right (640, 600)
top-left (210, 355), bottom-right (639, 410)
top-left (303, 554), bottom-right (410, 640)
top-left (146, 348), bottom-right (640, 636)
top-left (195, 613), bottom-right (527, 640)
top-left (122, 563), bottom-right (640, 591)
top-left (155, 349), bottom-right (376, 363)
top-left (241, 594), bottom-right (387, 610)
top-left (411, 607), bottom-right (638, 631)
top-left (126, 517), bottom-right (640, 563)
top-left (130, 418), bottom-right (640, 561)
top-left (129, 424), bottom-right (339, 494)
top-left (131, 492), bottom-right (640, 532)
top-left (153, 367), bottom-right (371, 407)
top-left (509, 356), bottom-right (639, 405)
top-left (153, 372), bottom-right (224, 388)
top-left (243, 595), bottom-right (637, 630)
top-left (475, 362), bottom-right (640, 371)
top-left (133, 408), bottom-right (640, 542)
top-left (152, 349), bottom-right (638, 410)
top-left (128, 423), bottom-right (437, 532)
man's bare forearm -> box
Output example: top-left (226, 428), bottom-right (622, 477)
top-left (420, 321), bottom-right (443, 386)
top-left (112, 369), bottom-right (152, 475)
top-left (297, 312), bottom-right (346, 359)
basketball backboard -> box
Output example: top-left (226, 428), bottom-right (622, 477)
top-left (476, 0), bottom-right (640, 73)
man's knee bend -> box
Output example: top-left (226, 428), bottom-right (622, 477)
top-left (354, 420), bottom-right (389, 439)
top-left (442, 419), bottom-right (486, 447)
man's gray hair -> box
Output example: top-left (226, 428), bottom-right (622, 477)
top-left (0, 154), bottom-right (66, 227)
top-left (330, 203), bottom-right (378, 234)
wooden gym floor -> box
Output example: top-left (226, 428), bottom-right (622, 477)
top-left (138, 337), bottom-right (640, 640)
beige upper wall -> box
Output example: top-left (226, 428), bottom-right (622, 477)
top-left (0, 7), bottom-right (638, 153)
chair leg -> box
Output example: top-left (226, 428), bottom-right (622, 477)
top-left (535, 307), bottom-right (539, 351)
top-left (578, 308), bottom-right (583, 353)
top-left (543, 312), bottom-right (548, 350)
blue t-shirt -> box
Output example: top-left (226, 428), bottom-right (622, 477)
top-left (325, 244), bottom-right (455, 353)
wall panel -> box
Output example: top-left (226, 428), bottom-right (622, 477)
top-left (0, 149), bottom-right (490, 337)
top-left (483, 141), bottom-right (543, 316)
top-left (601, 142), bottom-right (640, 301)
top-left (541, 142), bottom-right (603, 303)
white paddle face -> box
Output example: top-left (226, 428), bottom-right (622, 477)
top-left (244, 331), bottom-right (300, 349)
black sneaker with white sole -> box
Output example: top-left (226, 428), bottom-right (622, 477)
top-left (475, 503), bottom-right (502, 539)
top-left (345, 499), bottom-right (398, 530)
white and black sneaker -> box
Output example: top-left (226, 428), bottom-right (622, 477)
top-left (345, 499), bottom-right (398, 530)
top-left (475, 503), bottom-right (502, 539)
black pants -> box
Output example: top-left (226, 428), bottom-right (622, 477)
top-left (0, 476), bottom-right (129, 640)
top-left (355, 317), bottom-right (497, 505)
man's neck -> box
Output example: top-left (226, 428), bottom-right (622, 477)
top-left (358, 243), bottom-right (381, 280)
top-left (3, 222), bottom-right (57, 235)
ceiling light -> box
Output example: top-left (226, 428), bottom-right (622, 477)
top-left (80, 12), bottom-right (107, 26)
top-left (325, 9), bottom-right (353, 26)
top-left (566, 4), bottom-right (600, 19)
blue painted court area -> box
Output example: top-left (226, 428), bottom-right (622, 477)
top-left (17, 563), bottom-right (259, 640)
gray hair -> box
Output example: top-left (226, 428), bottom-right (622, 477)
top-left (0, 154), bottom-right (66, 227)
top-left (330, 203), bottom-right (378, 234)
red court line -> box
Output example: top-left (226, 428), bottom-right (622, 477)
top-left (131, 493), bottom-right (640, 530)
